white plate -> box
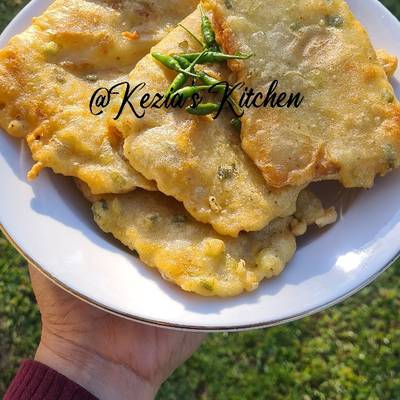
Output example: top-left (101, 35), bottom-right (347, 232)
top-left (1, 0), bottom-right (400, 331)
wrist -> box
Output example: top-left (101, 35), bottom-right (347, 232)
top-left (35, 331), bottom-right (158, 400)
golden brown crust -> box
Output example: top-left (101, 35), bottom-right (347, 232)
top-left (377, 49), bottom-right (398, 78)
top-left (111, 8), bottom-right (302, 237)
top-left (0, 0), bottom-right (197, 194)
top-left (74, 179), bottom-right (111, 203)
top-left (92, 189), bottom-right (334, 297)
top-left (204, 0), bottom-right (400, 189)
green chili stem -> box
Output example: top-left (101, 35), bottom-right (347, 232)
top-left (178, 24), bottom-right (205, 48)
top-left (182, 70), bottom-right (199, 78)
top-left (177, 51), bottom-right (253, 63)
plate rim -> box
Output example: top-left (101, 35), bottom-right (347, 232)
top-left (2, 222), bottom-right (399, 332)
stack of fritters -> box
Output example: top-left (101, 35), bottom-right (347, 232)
top-left (1, 0), bottom-right (399, 296)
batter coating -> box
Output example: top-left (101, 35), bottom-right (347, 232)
top-left (112, 9), bottom-right (302, 237)
top-left (0, 0), bottom-right (197, 194)
top-left (93, 189), bottom-right (336, 297)
top-left (204, 0), bottom-right (400, 189)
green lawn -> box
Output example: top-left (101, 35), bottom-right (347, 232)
top-left (0, 0), bottom-right (400, 398)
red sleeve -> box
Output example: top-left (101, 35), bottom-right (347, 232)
top-left (4, 360), bottom-right (98, 400)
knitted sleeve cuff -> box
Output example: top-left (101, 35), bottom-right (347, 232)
top-left (4, 360), bottom-right (98, 400)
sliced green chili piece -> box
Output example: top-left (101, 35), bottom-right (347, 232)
top-left (231, 117), bottom-right (242, 131)
top-left (200, 280), bottom-right (214, 291)
top-left (86, 74), bottom-right (98, 82)
top-left (383, 89), bottom-right (395, 104)
top-left (186, 102), bottom-right (221, 116)
top-left (289, 21), bottom-right (301, 32)
top-left (100, 200), bottom-right (108, 211)
top-left (326, 15), bottom-right (344, 28)
top-left (148, 214), bottom-right (160, 224)
top-left (218, 163), bottom-right (237, 180)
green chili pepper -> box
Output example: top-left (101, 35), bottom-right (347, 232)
top-left (177, 51), bottom-right (252, 64)
top-left (174, 85), bottom-right (212, 99)
top-left (152, 52), bottom-right (183, 70)
top-left (186, 102), bottom-right (221, 116)
top-left (165, 49), bottom-right (208, 95)
top-left (198, 71), bottom-right (230, 96)
top-left (231, 118), bottom-right (242, 131)
top-left (198, 71), bottom-right (243, 117)
top-left (198, 71), bottom-right (224, 89)
top-left (152, 52), bottom-right (199, 78)
top-left (188, 48), bottom-right (209, 67)
top-left (200, 5), bottom-right (217, 49)
top-left (178, 24), bottom-right (205, 48)
top-left (173, 55), bottom-right (192, 69)
top-left (165, 72), bottom-right (189, 96)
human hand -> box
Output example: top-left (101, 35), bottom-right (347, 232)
top-left (29, 265), bottom-right (206, 400)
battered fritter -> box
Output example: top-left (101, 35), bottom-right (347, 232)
top-left (93, 189), bottom-right (336, 297)
top-left (111, 9), bottom-right (302, 237)
top-left (0, 0), bottom-right (197, 194)
top-left (204, 0), bottom-right (400, 189)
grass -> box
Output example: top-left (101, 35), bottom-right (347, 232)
top-left (0, 0), bottom-right (399, 398)
top-left (0, 0), bottom-right (29, 32)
